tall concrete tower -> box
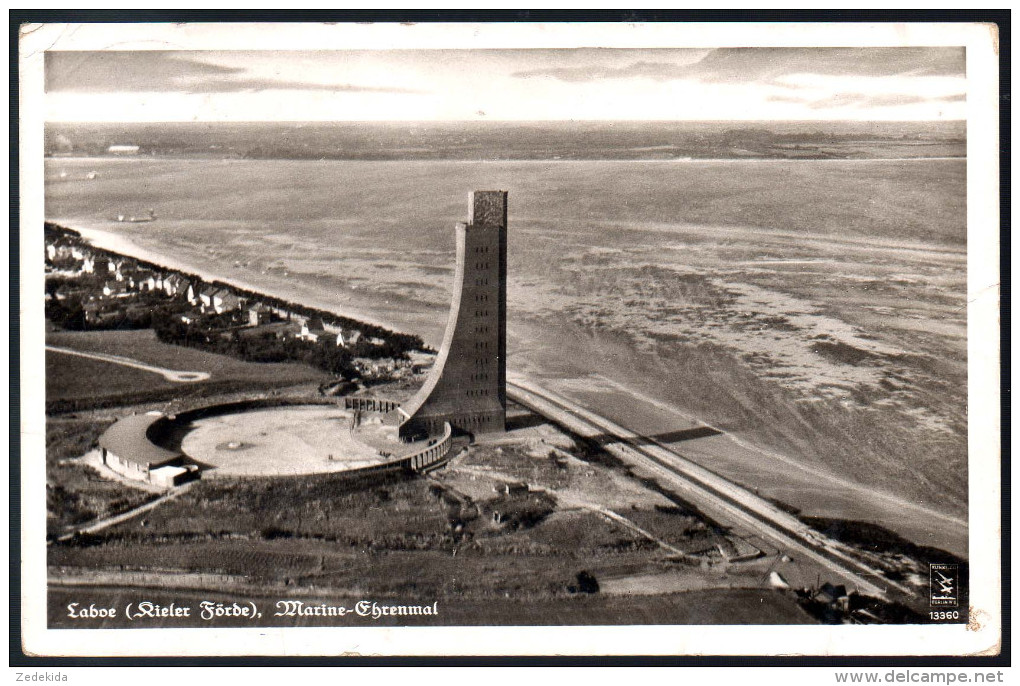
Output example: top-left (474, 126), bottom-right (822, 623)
top-left (394, 191), bottom-right (508, 439)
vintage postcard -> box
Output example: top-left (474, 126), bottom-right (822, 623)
top-left (17, 20), bottom-right (1001, 657)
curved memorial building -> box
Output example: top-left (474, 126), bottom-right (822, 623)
top-left (392, 191), bottom-right (508, 439)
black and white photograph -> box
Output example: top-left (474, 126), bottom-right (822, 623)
top-left (17, 20), bottom-right (1001, 658)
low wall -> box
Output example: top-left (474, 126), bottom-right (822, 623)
top-left (165, 395), bottom-right (399, 428)
top-left (404, 422), bottom-right (454, 472)
top-left (170, 397), bottom-right (338, 425)
top-left (342, 396), bottom-right (401, 413)
top-left (334, 422), bottom-right (454, 477)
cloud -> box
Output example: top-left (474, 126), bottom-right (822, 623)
top-left (45, 51), bottom-right (422, 95)
top-left (180, 77), bottom-right (422, 94)
top-left (692, 47), bottom-right (965, 83)
top-left (514, 60), bottom-right (701, 82)
top-left (46, 52), bottom-right (241, 92)
top-left (765, 94), bottom-right (810, 104)
top-left (782, 91), bottom-right (967, 110)
top-left (512, 47), bottom-right (965, 84)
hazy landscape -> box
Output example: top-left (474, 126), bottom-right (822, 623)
top-left (46, 120), bottom-right (966, 161)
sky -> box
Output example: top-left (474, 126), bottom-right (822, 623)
top-left (44, 47), bottom-right (967, 122)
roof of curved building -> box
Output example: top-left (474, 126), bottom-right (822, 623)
top-left (98, 413), bottom-right (181, 467)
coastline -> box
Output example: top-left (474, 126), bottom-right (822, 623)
top-left (61, 221), bottom-right (419, 339)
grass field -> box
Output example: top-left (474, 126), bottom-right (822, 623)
top-left (46, 328), bottom-right (329, 405)
top-left (48, 328), bottom-right (327, 384)
top-left (45, 416), bottom-right (155, 536)
top-left (46, 350), bottom-right (180, 401)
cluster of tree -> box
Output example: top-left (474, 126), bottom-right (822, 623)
top-left (44, 222), bottom-right (82, 241)
top-left (153, 316), bottom-right (359, 378)
top-left (44, 298), bottom-right (158, 332)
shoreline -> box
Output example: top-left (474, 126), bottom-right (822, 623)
top-left (61, 221), bottom-right (417, 339)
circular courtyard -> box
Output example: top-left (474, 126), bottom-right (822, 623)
top-left (180, 405), bottom-right (401, 477)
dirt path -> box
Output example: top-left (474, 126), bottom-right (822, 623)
top-left (46, 345), bottom-right (211, 382)
top-left (54, 482), bottom-right (196, 542)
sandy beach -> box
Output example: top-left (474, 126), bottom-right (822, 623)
top-left (65, 222), bottom-right (420, 338)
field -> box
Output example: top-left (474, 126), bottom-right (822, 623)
top-left (46, 328), bottom-right (328, 406)
top-left (45, 153), bottom-right (968, 553)
top-left (45, 416), bottom-right (155, 535)
top-left (47, 438), bottom-right (823, 626)
top-left (46, 350), bottom-right (182, 400)
top-left (46, 120), bottom-right (965, 162)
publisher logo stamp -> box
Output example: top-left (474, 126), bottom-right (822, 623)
top-left (930, 563), bottom-right (959, 607)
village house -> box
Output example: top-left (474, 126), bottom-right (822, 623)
top-left (247, 302), bottom-right (273, 326)
top-left (93, 256), bottom-right (112, 275)
top-left (45, 241), bottom-right (79, 264)
top-left (245, 320), bottom-right (303, 341)
top-left (299, 317), bottom-right (329, 343)
top-left (494, 482), bottom-right (530, 497)
top-left (102, 280), bottom-right (129, 297)
top-left (136, 271), bottom-right (158, 292)
top-left (213, 289), bottom-right (241, 315)
top-left (48, 282), bottom-right (86, 302)
top-left (163, 274), bottom-right (190, 297)
top-left (83, 300), bottom-right (101, 324)
top-left (269, 305), bottom-right (293, 320)
top-left (198, 286), bottom-right (218, 311)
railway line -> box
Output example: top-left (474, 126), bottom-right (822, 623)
top-left (506, 378), bottom-right (917, 601)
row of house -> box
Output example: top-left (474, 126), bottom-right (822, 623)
top-left (46, 234), bottom-right (373, 349)
top-left (48, 238), bottom-right (192, 298)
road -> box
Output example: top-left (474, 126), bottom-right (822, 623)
top-left (47, 345), bottom-right (211, 382)
top-left (507, 378), bottom-right (916, 600)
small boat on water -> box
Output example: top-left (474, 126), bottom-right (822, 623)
top-left (115, 208), bottom-right (156, 223)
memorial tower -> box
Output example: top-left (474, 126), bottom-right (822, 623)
top-left (393, 191), bottom-right (508, 439)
